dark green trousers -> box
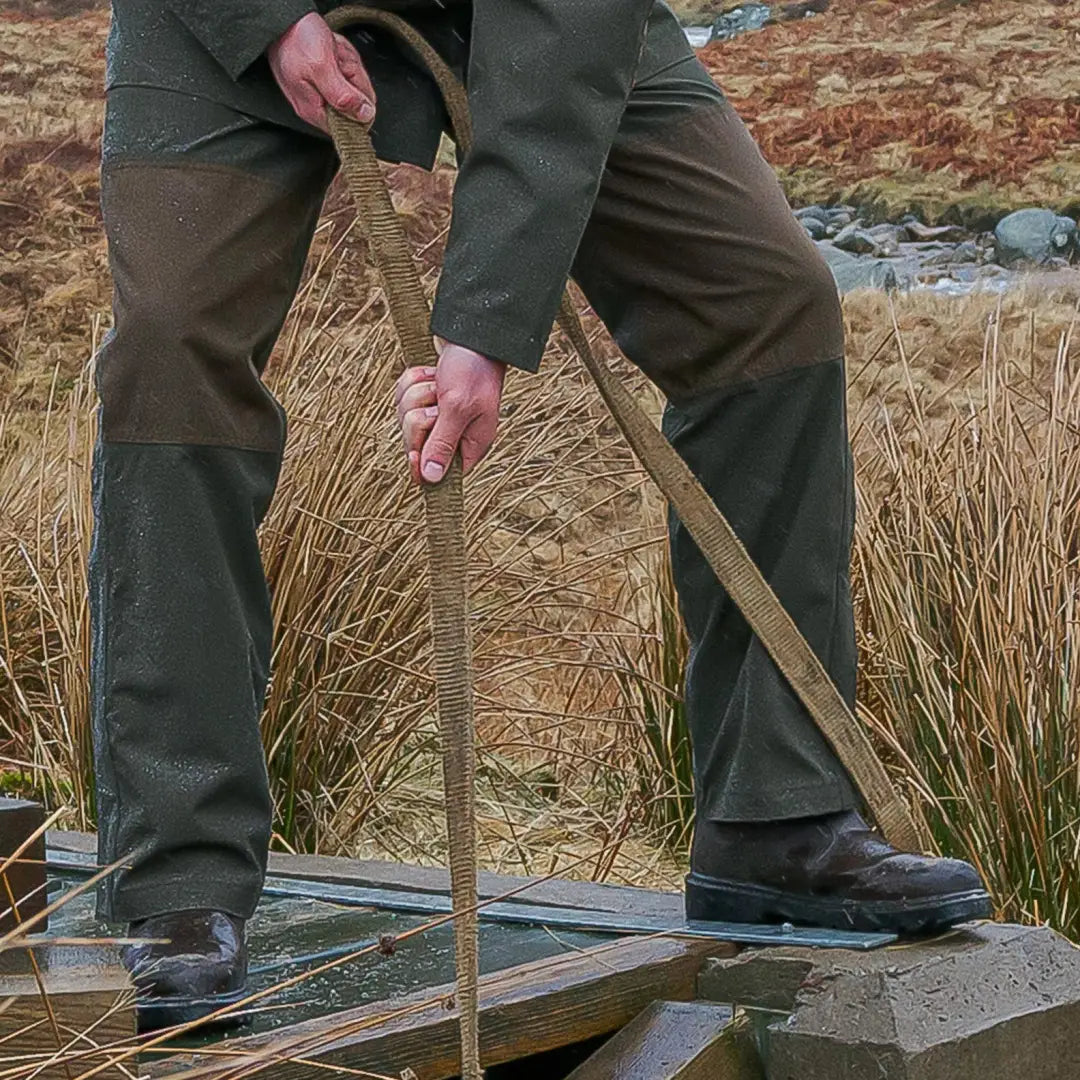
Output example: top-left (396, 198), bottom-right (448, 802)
top-left (93, 48), bottom-right (856, 922)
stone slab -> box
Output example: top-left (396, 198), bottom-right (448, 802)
top-left (703, 923), bottom-right (1080, 1080)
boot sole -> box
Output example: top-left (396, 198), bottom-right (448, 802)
top-left (136, 989), bottom-right (250, 1033)
top-left (685, 871), bottom-right (993, 935)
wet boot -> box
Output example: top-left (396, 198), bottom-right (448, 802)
top-left (686, 810), bottom-right (992, 934)
top-left (122, 910), bottom-right (249, 1031)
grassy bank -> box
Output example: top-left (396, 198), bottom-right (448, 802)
top-left (685, 0), bottom-right (1080, 223)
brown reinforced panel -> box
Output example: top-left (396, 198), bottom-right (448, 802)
top-left (151, 936), bottom-right (735, 1080)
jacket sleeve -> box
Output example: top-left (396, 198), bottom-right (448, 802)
top-left (165, 0), bottom-right (317, 80)
top-left (429, 0), bottom-right (655, 373)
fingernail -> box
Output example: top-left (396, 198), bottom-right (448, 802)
top-left (423, 461), bottom-right (444, 483)
top-left (423, 367), bottom-right (437, 376)
top-left (360, 102), bottom-right (375, 122)
top-left (425, 405), bottom-right (438, 418)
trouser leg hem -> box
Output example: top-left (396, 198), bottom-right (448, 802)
top-left (702, 778), bottom-right (857, 824)
top-left (104, 876), bottom-right (260, 925)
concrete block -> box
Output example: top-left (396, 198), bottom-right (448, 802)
top-left (699, 951), bottom-right (818, 1013)
top-left (0, 797), bottom-right (47, 934)
top-left (748, 924), bottom-right (1080, 1080)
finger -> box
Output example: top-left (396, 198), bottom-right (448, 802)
top-left (408, 450), bottom-right (422, 486)
top-left (394, 366), bottom-right (438, 408)
top-left (420, 404), bottom-right (470, 484)
top-left (401, 405), bottom-right (438, 455)
top-left (333, 35), bottom-right (378, 103)
top-left (314, 62), bottom-right (375, 124)
top-left (397, 381), bottom-right (436, 419)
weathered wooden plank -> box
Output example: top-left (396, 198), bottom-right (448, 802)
top-left (564, 1003), bottom-right (764, 1080)
top-left (151, 936), bottom-right (735, 1080)
top-left (564, 1001), bottom-right (731, 1079)
top-left (0, 943), bottom-right (136, 1080)
top-left (47, 830), bottom-right (684, 919)
top-left (2, 798), bottom-right (47, 934)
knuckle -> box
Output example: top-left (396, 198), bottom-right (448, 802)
top-left (329, 83), bottom-right (359, 108)
top-left (439, 389), bottom-right (470, 413)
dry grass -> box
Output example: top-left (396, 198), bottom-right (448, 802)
top-left (4, 259), bottom-right (1080, 935)
top-left (690, 0), bottom-right (1080, 224)
top-left (0, 210), bottom-right (689, 889)
top-left (850, 289), bottom-right (1080, 936)
top-left (4, 286), bottom-right (1080, 1080)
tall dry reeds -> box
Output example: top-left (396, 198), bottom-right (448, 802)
top-left (2, 264), bottom-right (1080, 930)
top-left (851, 293), bottom-right (1080, 937)
top-left (0, 230), bottom-right (682, 885)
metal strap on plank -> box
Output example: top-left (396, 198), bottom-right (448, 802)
top-left (46, 847), bottom-right (897, 951)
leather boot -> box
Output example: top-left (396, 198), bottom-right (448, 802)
top-left (122, 910), bottom-right (249, 1031)
top-left (685, 810), bottom-right (992, 934)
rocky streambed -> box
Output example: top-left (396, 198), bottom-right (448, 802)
top-left (677, 13), bottom-right (1079, 297)
top-left (800, 206), bottom-right (1080, 296)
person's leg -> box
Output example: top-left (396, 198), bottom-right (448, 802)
top-left (571, 8), bottom-right (989, 931)
top-left (574, 20), bottom-right (857, 827)
top-left (93, 88), bottom-right (335, 934)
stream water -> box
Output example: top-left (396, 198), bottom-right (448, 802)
top-left (46, 870), bottom-right (612, 1045)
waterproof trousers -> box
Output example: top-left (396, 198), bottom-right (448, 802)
top-left (93, 48), bottom-right (858, 922)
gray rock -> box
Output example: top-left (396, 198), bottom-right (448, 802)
top-left (794, 205), bottom-right (827, 222)
top-left (867, 222), bottom-right (902, 239)
top-left (832, 223), bottom-right (881, 255)
top-left (921, 244), bottom-right (969, 268)
top-left (801, 217), bottom-right (827, 240)
top-left (823, 210), bottom-right (855, 236)
top-left (711, 3), bottom-right (772, 40)
top-left (994, 208), bottom-right (1077, 267)
top-left (866, 223), bottom-right (903, 255)
top-left (951, 239), bottom-right (980, 263)
top-left (817, 242), bottom-right (899, 292)
top-left (902, 220), bottom-right (967, 242)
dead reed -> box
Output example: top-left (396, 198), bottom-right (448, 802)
top-left (850, 290), bottom-right (1080, 937)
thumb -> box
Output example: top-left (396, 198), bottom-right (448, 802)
top-left (317, 65), bottom-right (374, 124)
top-left (420, 407), bottom-right (468, 484)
